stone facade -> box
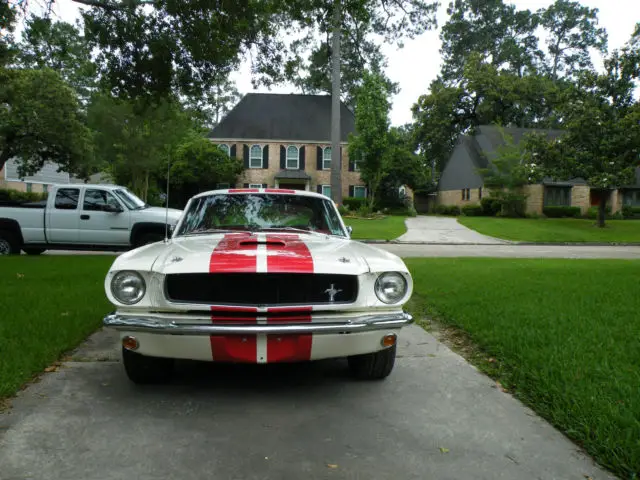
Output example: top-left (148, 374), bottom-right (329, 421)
top-left (523, 184), bottom-right (544, 215)
top-left (570, 186), bottom-right (591, 214)
top-left (437, 187), bottom-right (484, 206)
top-left (215, 141), bottom-right (366, 200)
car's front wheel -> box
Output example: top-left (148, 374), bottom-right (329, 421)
top-left (348, 345), bottom-right (397, 380)
top-left (122, 347), bottom-right (174, 384)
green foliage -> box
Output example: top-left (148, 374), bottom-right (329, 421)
top-left (543, 206), bottom-right (581, 218)
top-left (17, 16), bottom-right (96, 103)
top-left (480, 197), bottom-right (502, 216)
top-left (0, 68), bottom-right (94, 178)
top-left (337, 204), bottom-right (349, 216)
top-left (585, 206), bottom-right (612, 220)
top-left (0, 0), bottom-right (17, 66)
top-left (622, 205), bottom-right (640, 219)
top-left (491, 191), bottom-right (527, 218)
top-left (164, 136), bottom-right (244, 208)
top-left (0, 188), bottom-right (48, 205)
top-left (349, 71), bottom-right (392, 210)
top-left (461, 204), bottom-right (484, 216)
top-left (87, 93), bottom-right (194, 201)
top-left (343, 197), bottom-right (366, 210)
top-left (434, 204), bottom-right (461, 216)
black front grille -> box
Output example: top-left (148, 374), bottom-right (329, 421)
top-left (165, 273), bottom-right (358, 306)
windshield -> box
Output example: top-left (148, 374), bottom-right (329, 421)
top-left (113, 189), bottom-right (147, 210)
top-left (176, 194), bottom-right (346, 237)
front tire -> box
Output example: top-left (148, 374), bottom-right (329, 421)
top-left (23, 248), bottom-right (45, 255)
top-left (122, 347), bottom-right (174, 384)
top-left (348, 345), bottom-right (397, 380)
top-left (0, 230), bottom-right (20, 255)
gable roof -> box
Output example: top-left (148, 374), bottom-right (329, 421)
top-left (208, 93), bottom-right (355, 143)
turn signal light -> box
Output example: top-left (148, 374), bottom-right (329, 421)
top-left (122, 335), bottom-right (139, 351)
top-left (381, 333), bottom-right (397, 347)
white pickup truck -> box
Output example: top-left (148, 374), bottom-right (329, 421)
top-left (0, 184), bottom-right (182, 255)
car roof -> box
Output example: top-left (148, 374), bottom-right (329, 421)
top-left (193, 188), bottom-right (331, 201)
top-left (50, 184), bottom-right (121, 190)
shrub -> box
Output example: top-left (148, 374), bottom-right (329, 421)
top-left (337, 204), bottom-right (349, 216)
top-left (621, 205), bottom-right (640, 219)
top-left (385, 206), bottom-right (417, 217)
top-left (543, 206), bottom-right (581, 218)
top-left (585, 206), bottom-right (612, 219)
top-left (343, 197), bottom-right (366, 210)
top-left (495, 192), bottom-right (527, 217)
top-left (461, 204), bottom-right (484, 216)
top-left (0, 188), bottom-right (48, 205)
top-left (481, 197), bottom-right (501, 216)
top-left (434, 204), bottom-right (461, 216)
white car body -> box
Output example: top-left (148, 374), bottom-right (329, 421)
top-left (0, 184), bottom-right (182, 254)
top-left (103, 189), bottom-right (413, 379)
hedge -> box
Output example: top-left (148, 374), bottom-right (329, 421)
top-left (434, 204), bottom-right (461, 216)
top-left (461, 204), bottom-right (484, 216)
top-left (543, 206), bottom-right (581, 218)
top-left (480, 197), bottom-right (501, 216)
top-left (0, 189), bottom-right (48, 205)
top-left (343, 197), bottom-right (366, 210)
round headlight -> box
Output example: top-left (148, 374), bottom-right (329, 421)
top-left (375, 272), bottom-right (407, 304)
top-left (111, 271), bottom-right (146, 305)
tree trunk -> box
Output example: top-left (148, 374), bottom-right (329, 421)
top-left (597, 194), bottom-right (607, 228)
top-left (330, 0), bottom-right (342, 205)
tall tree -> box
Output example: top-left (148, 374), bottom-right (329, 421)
top-left (0, 68), bottom-right (93, 176)
top-left (0, 0), bottom-right (17, 67)
top-left (348, 71), bottom-right (392, 210)
top-left (17, 16), bottom-right (96, 103)
top-left (538, 0), bottom-right (608, 79)
top-left (525, 47), bottom-right (640, 228)
top-left (185, 76), bottom-right (241, 129)
top-left (440, 0), bottom-right (542, 82)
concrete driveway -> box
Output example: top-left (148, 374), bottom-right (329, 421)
top-left (0, 327), bottom-right (613, 480)
top-left (397, 216), bottom-right (508, 244)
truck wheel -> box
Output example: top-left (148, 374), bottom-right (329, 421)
top-left (135, 232), bottom-right (165, 248)
top-left (348, 345), bottom-right (397, 380)
top-left (0, 230), bottom-right (20, 255)
top-left (122, 347), bottom-right (174, 385)
top-left (23, 248), bottom-right (46, 256)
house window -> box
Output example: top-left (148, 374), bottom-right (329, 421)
top-left (216, 183), bottom-right (230, 189)
top-left (353, 186), bottom-right (367, 199)
top-left (544, 186), bottom-right (572, 206)
top-left (250, 145), bottom-right (263, 168)
top-left (323, 147), bottom-right (332, 170)
top-left (26, 183), bottom-right (32, 193)
top-left (461, 188), bottom-right (470, 201)
top-left (218, 144), bottom-right (230, 156)
top-left (249, 184), bottom-right (263, 189)
top-left (286, 146), bottom-right (299, 169)
top-left (353, 158), bottom-right (360, 171)
top-left (321, 185), bottom-right (331, 197)
top-left (623, 190), bottom-right (640, 206)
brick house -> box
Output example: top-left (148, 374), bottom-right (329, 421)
top-left (437, 125), bottom-right (640, 214)
top-left (208, 93), bottom-right (367, 199)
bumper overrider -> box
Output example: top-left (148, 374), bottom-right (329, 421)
top-left (103, 311), bottom-right (413, 335)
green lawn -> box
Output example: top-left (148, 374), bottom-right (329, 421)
top-left (0, 256), bottom-right (114, 399)
top-left (346, 216), bottom-right (407, 240)
top-left (406, 258), bottom-right (640, 479)
top-left (458, 216), bottom-right (640, 243)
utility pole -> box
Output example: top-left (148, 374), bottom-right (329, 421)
top-left (330, 0), bottom-right (342, 205)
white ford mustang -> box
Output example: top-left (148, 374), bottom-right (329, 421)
top-left (103, 188), bottom-right (413, 384)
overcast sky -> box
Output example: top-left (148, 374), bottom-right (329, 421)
top-left (50, 0), bottom-right (640, 126)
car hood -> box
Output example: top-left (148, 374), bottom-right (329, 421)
top-left (110, 232), bottom-right (407, 276)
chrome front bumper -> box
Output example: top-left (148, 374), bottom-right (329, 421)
top-left (103, 312), bottom-right (413, 336)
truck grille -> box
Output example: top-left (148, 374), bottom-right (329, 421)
top-left (165, 273), bottom-right (358, 306)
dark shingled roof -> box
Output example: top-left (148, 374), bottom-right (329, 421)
top-left (209, 93), bottom-right (355, 142)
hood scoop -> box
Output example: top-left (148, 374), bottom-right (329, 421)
top-left (238, 239), bottom-right (286, 247)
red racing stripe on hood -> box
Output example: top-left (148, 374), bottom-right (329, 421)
top-left (209, 233), bottom-right (257, 273)
top-left (266, 234), bottom-right (314, 273)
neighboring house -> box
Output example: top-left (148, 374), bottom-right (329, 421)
top-left (0, 158), bottom-right (113, 193)
top-left (437, 125), bottom-right (640, 214)
top-left (208, 93), bottom-right (367, 200)
top-left (0, 159), bottom-right (70, 193)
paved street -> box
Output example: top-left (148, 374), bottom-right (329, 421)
top-left (0, 326), bottom-right (613, 480)
top-left (378, 243), bottom-right (640, 259)
top-left (396, 216), bottom-right (509, 244)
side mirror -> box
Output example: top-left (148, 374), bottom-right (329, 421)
top-left (104, 203), bottom-right (123, 213)
top-left (346, 226), bottom-right (353, 236)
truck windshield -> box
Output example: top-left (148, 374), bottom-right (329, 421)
top-left (113, 189), bottom-right (147, 210)
top-left (176, 193), bottom-right (346, 237)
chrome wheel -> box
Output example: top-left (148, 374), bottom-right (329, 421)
top-left (0, 238), bottom-right (10, 255)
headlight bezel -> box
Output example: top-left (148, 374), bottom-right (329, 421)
top-left (110, 270), bottom-right (146, 305)
top-left (374, 271), bottom-right (408, 304)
